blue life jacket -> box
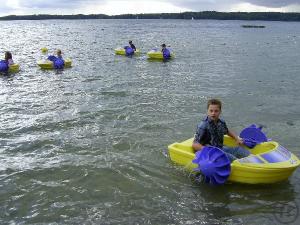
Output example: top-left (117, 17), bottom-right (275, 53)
top-left (0, 60), bottom-right (9, 72)
top-left (54, 58), bottom-right (65, 69)
top-left (48, 55), bottom-right (65, 69)
top-left (124, 46), bottom-right (134, 56)
top-left (162, 48), bottom-right (171, 59)
top-left (47, 55), bottom-right (57, 62)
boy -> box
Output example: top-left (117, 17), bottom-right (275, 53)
top-left (161, 43), bottom-right (166, 52)
top-left (129, 41), bottom-right (136, 51)
top-left (161, 43), bottom-right (171, 59)
top-left (5, 51), bottom-right (14, 65)
top-left (192, 98), bottom-right (250, 162)
top-left (56, 49), bottom-right (63, 58)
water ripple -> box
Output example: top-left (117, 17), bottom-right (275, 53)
top-left (0, 19), bottom-right (300, 224)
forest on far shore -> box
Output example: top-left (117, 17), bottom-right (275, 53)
top-left (1, 11), bottom-right (300, 21)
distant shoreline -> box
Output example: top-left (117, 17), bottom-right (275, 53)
top-left (0, 11), bottom-right (300, 22)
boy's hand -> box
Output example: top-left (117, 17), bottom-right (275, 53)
top-left (228, 130), bottom-right (243, 146)
top-left (236, 137), bottom-right (243, 145)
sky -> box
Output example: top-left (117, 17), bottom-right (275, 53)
top-left (0, 0), bottom-right (299, 16)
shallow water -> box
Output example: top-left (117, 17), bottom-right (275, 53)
top-left (0, 19), bottom-right (300, 224)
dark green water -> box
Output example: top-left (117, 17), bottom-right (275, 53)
top-left (0, 19), bottom-right (300, 224)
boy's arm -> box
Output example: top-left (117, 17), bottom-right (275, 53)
top-left (192, 142), bottom-right (204, 151)
top-left (192, 122), bottom-right (206, 151)
top-left (228, 129), bottom-right (243, 145)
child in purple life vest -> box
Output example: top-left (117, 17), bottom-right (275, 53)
top-left (161, 43), bottom-right (170, 59)
top-left (5, 51), bottom-right (14, 65)
top-left (129, 40), bottom-right (136, 51)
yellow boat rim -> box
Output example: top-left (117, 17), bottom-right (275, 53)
top-left (147, 49), bottom-right (175, 59)
top-left (8, 64), bottom-right (20, 73)
top-left (168, 135), bottom-right (300, 184)
top-left (37, 58), bottom-right (72, 69)
top-left (114, 47), bottom-right (140, 55)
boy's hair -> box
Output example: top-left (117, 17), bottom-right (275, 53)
top-left (57, 49), bottom-right (62, 55)
top-left (5, 51), bottom-right (12, 60)
top-left (207, 98), bottom-right (222, 110)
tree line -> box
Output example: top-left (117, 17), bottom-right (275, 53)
top-left (1, 11), bottom-right (300, 21)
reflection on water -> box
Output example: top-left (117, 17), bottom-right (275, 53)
top-left (0, 19), bottom-right (300, 224)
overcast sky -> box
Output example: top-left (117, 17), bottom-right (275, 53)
top-left (0, 0), bottom-right (299, 16)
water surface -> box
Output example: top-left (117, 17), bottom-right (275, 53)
top-left (0, 19), bottom-right (300, 224)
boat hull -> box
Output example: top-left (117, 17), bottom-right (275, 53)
top-left (147, 50), bottom-right (174, 59)
top-left (115, 48), bottom-right (140, 55)
top-left (168, 137), bottom-right (300, 184)
top-left (37, 59), bottom-right (72, 69)
top-left (8, 64), bottom-right (20, 73)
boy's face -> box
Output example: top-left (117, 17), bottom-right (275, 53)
top-left (207, 104), bottom-right (221, 121)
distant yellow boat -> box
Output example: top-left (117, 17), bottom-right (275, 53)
top-left (37, 58), bottom-right (72, 69)
top-left (168, 136), bottom-right (300, 184)
top-left (147, 49), bottom-right (175, 59)
top-left (8, 64), bottom-right (20, 73)
top-left (114, 47), bottom-right (140, 55)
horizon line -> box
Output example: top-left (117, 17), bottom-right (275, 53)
top-left (1, 11), bottom-right (300, 17)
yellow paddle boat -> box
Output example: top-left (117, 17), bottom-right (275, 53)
top-left (168, 135), bottom-right (300, 184)
top-left (147, 49), bottom-right (175, 60)
top-left (0, 62), bottom-right (20, 74)
top-left (37, 58), bottom-right (72, 69)
top-left (8, 64), bottom-right (20, 73)
top-left (114, 47), bottom-right (140, 55)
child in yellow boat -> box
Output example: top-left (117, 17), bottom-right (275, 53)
top-left (5, 51), bottom-right (14, 65)
top-left (129, 41), bottom-right (136, 51)
top-left (161, 44), bottom-right (171, 59)
top-left (192, 98), bottom-right (250, 162)
top-left (47, 49), bottom-right (65, 69)
top-left (47, 49), bottom-right (63, 61)
top-left (56, 49), bottom-right (63, 59)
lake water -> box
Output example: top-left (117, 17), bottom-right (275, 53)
top-left (0, 19), bottom-right (300, 224)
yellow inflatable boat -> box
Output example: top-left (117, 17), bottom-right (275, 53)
top-left (147, 49), bottom-right (175, 59)
top-left (168, 136), bottom-right (300, 184)
top-left (37, 58), bottom-right (72, 69)
top-left (114, 47), bottom-right (140, 55)
top-left (8, 64), bottom-right (20, 73)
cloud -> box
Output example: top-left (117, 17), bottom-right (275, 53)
top-left (9, 0), bottom-right (106, 10)
top-left (0, 0), bottom-right (108, 16)
top-left (243, 1), bottom-right (299, 8)
top-left (163, 0), bottom-right (237, 11)
top-left (0, 0), bottom-right (195, 15)
top-left (0, 0), bottom-right (299, 16)
top-left (82, 0), bottom-right (190, 15)
top-left (0, 5), bottom-right (11, 13)
top-left (169, 0), bottom-right (300, 11)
